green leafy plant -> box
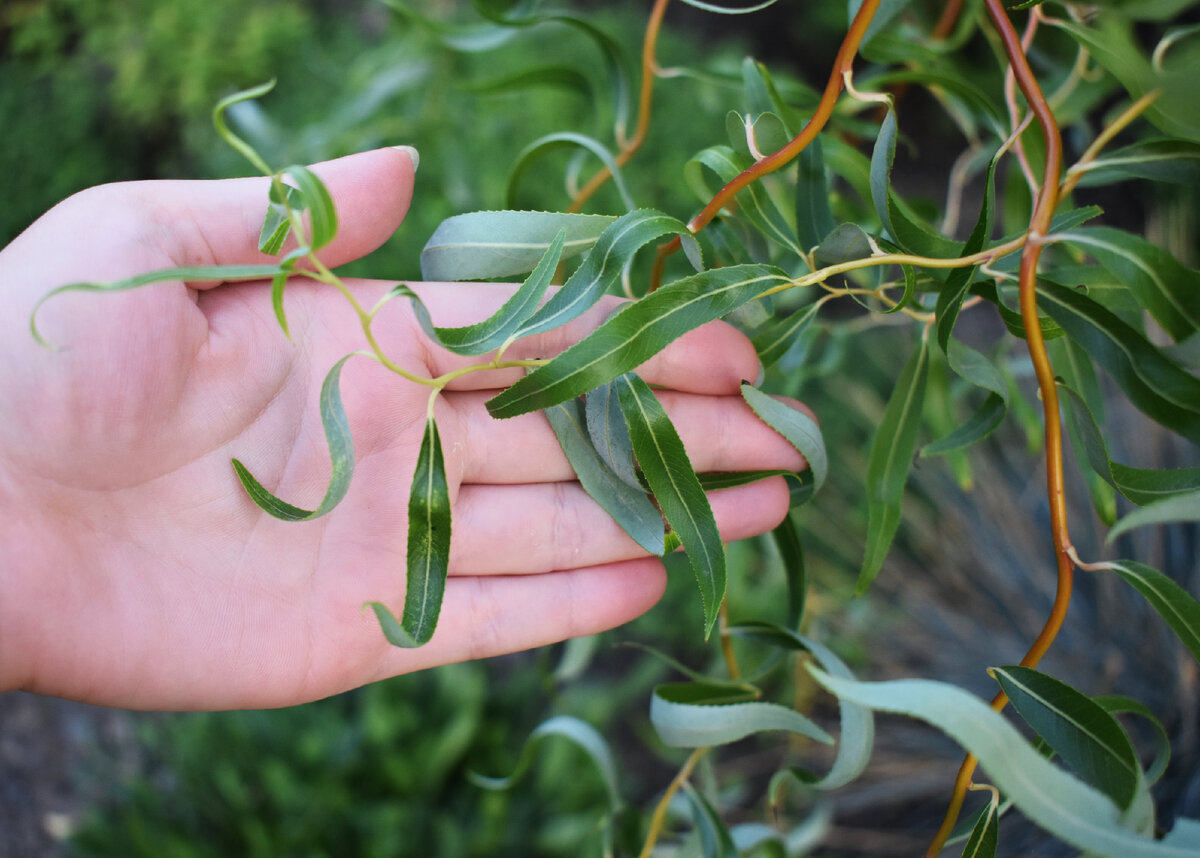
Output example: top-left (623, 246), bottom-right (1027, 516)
top-left (35, 0), bottom-right (1200, 854)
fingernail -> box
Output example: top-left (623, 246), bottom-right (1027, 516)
top-left (754, 363), bottom-right (765, 387)
top-left (392, 145), bottom-right (420, 173)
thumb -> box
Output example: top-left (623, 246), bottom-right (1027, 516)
top-left (2, 146), bottom-right (416, 357)
top-left (165, 145), bottom-right (420, 276)
top-left (2, 145), bottom-right (418, 292)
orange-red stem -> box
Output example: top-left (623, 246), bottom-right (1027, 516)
top-left (926, 1), bottom-right (1072, 854)
top-left (568, 0), bottom-right (670, 212)
top-left (650, 0), bottom-right (882, 289)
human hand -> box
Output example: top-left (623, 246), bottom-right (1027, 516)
top-left (0, 148), bottom-right (807, 710)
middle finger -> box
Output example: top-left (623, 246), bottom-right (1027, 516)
top-left (443, 389), bottom-right (808, 485)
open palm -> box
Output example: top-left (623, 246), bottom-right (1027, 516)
top-left (0, 149), bottom-right (805, 709)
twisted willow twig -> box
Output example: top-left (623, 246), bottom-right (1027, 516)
top-left (649, 0), bottom-right (884, 289)
top-left (926, 0), bottom-right (1070, 851)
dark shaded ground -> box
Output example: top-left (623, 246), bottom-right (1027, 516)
top-left (0, 693), bottom-right (147, 858)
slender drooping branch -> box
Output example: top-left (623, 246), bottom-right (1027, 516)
top-left (638, 747), bottom-right (707, 858)
top-left (567, 0), bottom-right (670, 212)
top-left (926, 1), bottom-right (1071, 853)
top-left (649, 0), bottom-right (883, 288)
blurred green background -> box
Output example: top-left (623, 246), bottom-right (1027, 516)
top-left (2, 1), bottom-right (1197, 856)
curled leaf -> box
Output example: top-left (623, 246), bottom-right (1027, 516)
top-left (232, 354), bottom-right (357, 521)
top-left (651, 681), bottom-right (832, 748)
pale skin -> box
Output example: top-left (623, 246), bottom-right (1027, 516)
top-left (0, 147), bottom-right (807, 710)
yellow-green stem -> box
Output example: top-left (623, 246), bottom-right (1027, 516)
top-left (638, 747), bottom-right (707, 858)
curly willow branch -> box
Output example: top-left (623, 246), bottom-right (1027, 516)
top-left (926, 1), bottom-right (1072, 854)
top-left (567, 0), bottom-right (670, 213)
top-left (649, 0), bottom-right (884, 289)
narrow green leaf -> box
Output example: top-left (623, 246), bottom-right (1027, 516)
top-left (367, 416), bottom-right (452, 647)
top-left (885, 256), bottom-right (917, 315)
top-left (992, 666), bottom-right (1144, 812)
top-left (961, 797), bottom-right (1000, 858)
top-left (685, 145), bottom-right (803, 256)
top-left (463, 65), bottom-right (592, 100)
top-left (1049, 339), bottom-right (1118, 523)
top-left (616, 374), bottom-right (725, 638)
top-left (1054, 14), bottom-right (1200, 142)
top-left (420, 210), bottom-right (615, 281)
top-left (772, 516), bottom-right (807, 629)
top-left (813, 222), bottom-right (873, 267)
top-left (868, 105), bottom-right (962, 260)
top-left (543, 395), bottom-right (665, 555)
top-left (870, 106), bottom-right (900, 242)
top-left (553, 633), bottom-right (599, 683)
top-left (259, 183), bottom-right (304, 255)
top-left (1053, 227), bottom-right (1200, 343)
top-left (585, 378), bottom-right (640, 489)
top-left (270, 271), bottom-right (291, 339)
top-left (1104, 560), bottom-right (1200, 664)
top-left (405, 229), bottom-right (565, 355)
top-left (921, 394), bottom-right (1005, 458)
top-left (696, 469), bottom-right (798, 492)
top-left (859, 334), bottom-right (931, 592)
top-left (853, 0), bottom-right (915, 53)
top-left (740, 383), bottom-right (828, 497)
top-left (679, 0), bottom-right (782, 12)
top-left (458, 1), bottom-right (634, 144)
top-left (811, 671), bottom-right (1199, 857)
top-left (378, 0), bottom-right (517, 51)
top-left (212, 80), bottom-right (276, 176)
top-left (681, 783), bottom-right (740, 858)
top-left (822, 136), bottom-right (875, 211)
top-left (514, 209), bottom-right (698, 339)
top-left (404, 416), bottom-right (451, 645)
top-left (920, 347), bottom-right (972, 485)
top-left (232, 354), bottom-right (357, 521)
top-left (740, 56), bottom-right (820, 132)
top-left (921, 339), bottom-right (1010, 457)
top-left (31, 264), bottom-right (287, 348)
top-left (1039, 281), bottom-right (1200, 445)
top-left (1108, 491), bottom-right (1200, 543)
top-left (751, 300), bottom-right (822, 368)
top-left (468, 715), bottom-right (620, 811)
top-left (936, 147), bottom-right (1000, 350)
top-left (487, 264), bottom-right (791, 418)
top-left (1058, 384), bottom-right (1200, 506)
top-left (281, 165), bottom-right (338, 251)
top-left (1095, 695), bottom-right (1173, 786)
top-left (651, 681), bottom-right (832, 748)
top-left (1071, 138), bottom-right (1200, 187)
top-left (946, 336), bottom-right (1006, 393)
top-left (974, 280), bottom-right (1064, 341)
top-left (795, 134), bottom-right (835, 250)
top-left (862, 71), bottom-right (1006, 128)
top-left (860, 500), bottom-right (902, 595)
top-left (726, 622), bottom-right (874, 790)
top-left (268, 246), bottom-right (311, 342)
